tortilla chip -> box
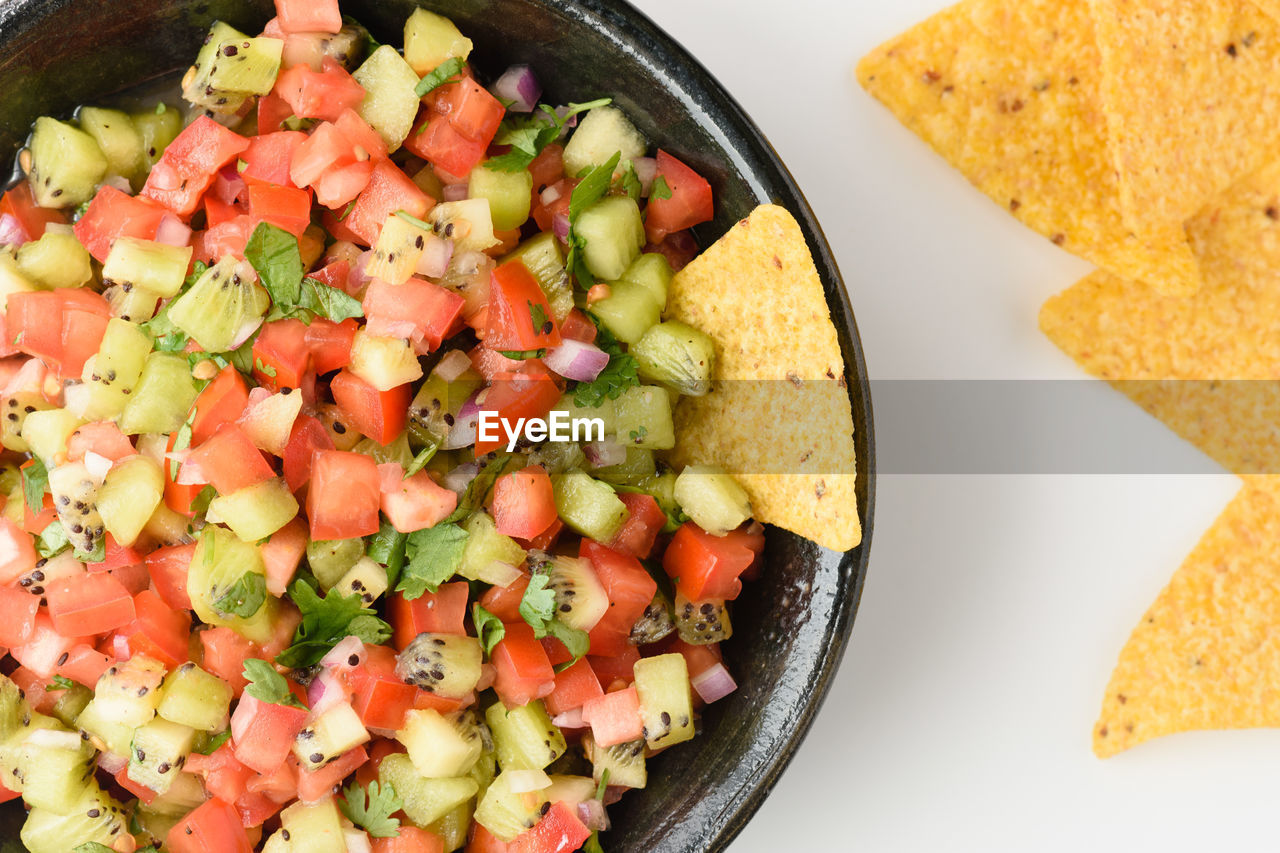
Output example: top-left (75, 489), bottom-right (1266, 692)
top-left (1090, 0), bottom-right (1280, 241)
top-left (1093, 478), bottom-right (1280, 757)
top-left (1039, 157), bottom-right (1280, 475)
top-left (857, 0), bottom-right (1201, 296)
top-left (664, 205), bottom-right (861, 552)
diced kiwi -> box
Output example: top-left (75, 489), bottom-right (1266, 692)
top-left (575, 196), bottom-right (645, 282)
top-left (118, 352), bottom-right (200, 435)
top-left (396, 633), bottom-right (484, 699)
top-left (529, 439), bottom-right (587, 476)
top-left (633, 320), bottom-right (715, 397)
top-left (429, 199), bottom-right (498, 253)
top-left (547, 556), bottom-right (609, 632)
top-left (673, 592), bottom-right (731, 645)
top-left (0, 251), bottom-right (39, 315)
top-left (673, 464), bottom-right (751, 536)
top-left (183, 22), bottom-right (282, 115)
top-left (379, 753), bottom-right (479, 827)
top-left (188, 525), bottom-right (276, 643)
top-left (22, 408), bottom-right (85, 468)
top-left (614, 385), bottom-right (675, 450)
top-left (306, 537), bottom-right (365, 590)
top-left (352, 430), bottom-right (414, 469)
top-left (458, 511), bottom-right (526, 583)
top-left (18, 729), bottom-right (96, 812)
top-left (409, 369), bottom-right (484, 447)
top-left (398, 708), bottom-right (484, 778)
top-left (584, 733), bottom-right (646, 790)
top-left (132, 104), bottom-right (183, 173)
top-left (502, 232), bottom-right (574, 321)
top-left (278, 798), bottom-right (346, 853)
top-left (97, 454), bottom-right (165, 547)
top-left (552, 469), bottom-right (628, 542)
top-left (366, 213), bottom-right (431, 286)
top-left (1, 392), bottom-right (53, 453)
top-left (634, 653), bottom-right (695, 749)
top-left (47, 461), bottom-right (104, 555)
top-left (27, 116), bottom-right (107, 208)
top-left (104, 281), bottom-right (162, 323)
top-left (49, 684), bottom-right (92, 729)
top-left (550, 393), bottom-right (617, 438)
top-left (473, 769), bottom-right (549, 842)
top-left (486, 700), bottom-right (566, 771)
top-left (426, 800), bottom-right (474, 852)
top-left (167, 256), bottom-right (269, 353)
top-left (403, 8), bottom-right (473, 75)
top-left (350, 330), bottom-right (424, 392)
top-left (208, 478), bottom-right (299, 542)
top-left (629, 589), bottom-right (676, 646)
top-left (77, 107), bottom-right (144, 182)
top-left (0, 676), bottom-right (28, 743)
top-left (102, 237), bottom-right (193, 298)
top-left (16, 229), bottom-right (92, 289)
top-left (20, 783), bottom-right (128, 853)
top-left (592, 447), bottom-right (656, 486)
top-left (620, 252), bottom-right (673, 308)
top-left (157, 662), bottom-right (233, 732)
top-left (292, 702), bottom-right (370, 770)
top-left (128, 716), bottom-right (196, 795)
top-left (470, 165), bottom-right (533, 232)
top-left (353, 45), bottom-right (421, 151)
top-left (76, 317), bottom-right (152, 421)
top-left (336, 556), bottom-right (390, 606)
top-left (587, 279), bottom-right (661, 345)
top-left (563, 106), bottom-right (646, 178)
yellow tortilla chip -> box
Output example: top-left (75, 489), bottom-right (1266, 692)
top-left (1093, 478), bottom-right (1280, 757)
top-left (664, 205), bottom-right (861, 552)
top-left (1090, 0), bottom-right (1280, 241)
top-left (857, 0), bottom-right (1201, 296)
top-left (1040, 157), bottom-right (1280, 475)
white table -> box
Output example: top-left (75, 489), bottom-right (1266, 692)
top-left (628, 1), bottom-right (1274, 850)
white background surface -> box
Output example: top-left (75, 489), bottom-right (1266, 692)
top-left (626, 1), bottom-right (1274, 851)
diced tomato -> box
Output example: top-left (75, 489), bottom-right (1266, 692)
top-left (474, 367), bottom-right (562, 455)
top-left (528, 144), bottom-right (564, 191)
top-left (440, 77), bottom-right (505, 144)
top-left (231, 693), bottom-right (309, 775)
top-left (259, 518), bottom-right (308, 598)
top-left (257, 604), bottom-right (304, 660)
top-left (201, 626), bottom-right (255, 695)
top-left (347, 644), bottom-right (418, 731)
top-left (0, 179), bottom-right (65, 242)
top-left (58, 308), bottom-right (110, 377)
top-left (375, 826), bottom-right (446, 853)
top-left (580, 541), bottom-right (657, 658)
top-left (241, 130), bottom-right (307, 186)
top-left (492, 466), bottom-right (557, 540)
top-left (193, 365), bottom-right (251, 445)
top-left (413, 687), bottom-right (469, 715)
top-left (204, 194), bottom-right (242, 228)
top-left (405, 112), bottom-right (486, 178)
top-left (363, 277), bottom-right (465, 352)
top-left (115, 765), bottom-right (160, 805)
top-left (644, 150), bottom-right (714, 243)
top-left (235, 790), bottom-right (284, 828)
top-left (8, 289), bottom-right (110, 372)
top-left (484, 260), bottom-right (561, 352)
top-left (327, 160), bottom-right (433, 246)
top-left (193, 214), bottom-right (257, 263)
top-left (247, 182), bottom-right (312, 236)
top-left (663, 522), bottom-right (765, 601)
top-left (508, 802), bottom-right (591, 853)
top-left (291, 121), bottom-right (359, 187)
top-left (516, 517), bottom-right (563, 553)
top-left (330, 369), bottom-right (411, 445)
top-left (295, 744), bottom-right (367, 803)
top-left (307, 258), bottom-right (352, 296)
top-left (580, 685), bottom-right (643, 747)
top-left (187, 423), bottom-right (277, 495)
top-left (307, 450), bottom-right (381, 539)
top-left (670, 637), bottom-right (723, 680)
top-left (11, 614), bottom-right (85, 677)
top-left (167, 791), bottom-right (255, 853)
top-left (46, 571), bottom-right (136, 636)
top-left (116, 589), bottom-right (191, 668)
top-left (468, 344), bottom-right (528, 383)
top-left (377, 463), bottom-right (459, 534)
top-left (531, 178), bottom-right (574, 233)
top-left (253, 319), bottom-right (312, 391)
top-left (186, 742), bottom-right (253, 804)
top-left (388, 582), bottom-right (470, 648)
top-left (275, 0), bottom-right (342, 33)
top-left (0, 585), bottom-right (38, 647)
top-left (588, 645), bottom-right (640, 691)
top-left (478, 571), bottom-right (528, 623)
top-left (56, 643), bottom-right (112, 687)
top-left (66, 421), bottom-right (135, 464)
top-left (558, 309), bottom-right (597, 344)
top-left (491, 621), bottom-right (555, 708)
top-left (305, 317), bottom-right (357, 374)
top-left (257, 93), bottom-right (295, 135)
top-left (273, 61), bottom-right (365, 123)
top-left (0, 517), bottom-right (37, 585)
top-left (282, 414), bottom-right (335, 493)
top-left (606, 492), bottom-right (667, 559)
top-left (73, 186), bottom-right (168, 262)
top-left (468, 826), bottom-right (512, 853)
top-left (645, 229), bottom-right (699, 272)
top-left (141, 116), bottom-right (251, 217)
top-left (334, 108), bottom-right (389, 162)
top-left (246, 758), bottom-right (298, 804)
top-left (545, 658), bottom-right (604, 717)
top-left (146, 543), bottom-right (195, 611)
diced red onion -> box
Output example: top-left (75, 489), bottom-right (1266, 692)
top-left (229, 316), bottom-right (264, 350)
top-left (154, 214), bottom-right (192, 248)
top-left (306, 668), bottom-right (348, 716)
top-left (552, 211), bottom-right (571, 242)
top-left (0, 213), bottom-right (28, 247)
top-left (97, 750), bottom-right (127, 775)
top-left (82, 451), bottom-right (114, 483)
top-left (342, 828), bottom-right (374, 853)
top-left (443, 183), bottom-right (469, 202)
top-left (543, 338), bottom-right (610, 382)
top-left (505, 769), bottom-right (552, 794)
top-left (603, 786), bottom-right (626, 807)
top-left (415, 233), bottom-right (454, 279)
top-left (583, 440), bottom-right (626, 468)
top-left (103, 175), bottom-right (132, 193)
top-left (349, 250), bottom-right (376, 290)
top-left (578, 799), bottom-right (610, 832)
top-left (551, 707), bottom-right (586, 730)
top-left (26, 729), bottom-right (82, 751)
top-left (554, 105), bottom-right (583, 130)
top-left (3, 358), bottom-right (45, 396)
top-left (173, 453), bottom-right (209, 486)
top-left (443, 394), bottom-right (481, 450)
top-left (540, 185), bottom-right (563, 206)
top-left (212, 166), bottom-right (246, 204)
top-left (492, 65), bottom-right (542, 113)
top-left (633, 157), bottom-right (658, 196)
top-left (434, 349), bottom-right (472, 383)
top-left (442, 460), bottom-right (481, 493)
top-left (366, 725), bottom-right (398, 739)
top-left (320, 636), bottom-right (366, 670)
top-left (691, 662), bottom-right (738, 704)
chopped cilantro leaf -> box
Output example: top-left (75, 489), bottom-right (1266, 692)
top-left (652, 175), bottom-right (672, 200)
top-left (405, 443), bottom-right (438, 478)
top-left (340, 779), bottom-right (403, 838)
top-left (212, 572), bottom-right (267, 619)
top-left (528, 300), bottom-right (549, 334)
top-left (245, 222), bottom-right (304, 308)
top-left (485, 98), bottom-right (612, 172)
top-left (473, 603), bottom-right (505, 655)
top-left (242, 658), bottom-right (306, 709)
top-left (572, 324), bottom-right (639, 407)
top-left (498, 349), bottom-right (546, 360)
top-left (414, 57), bottom-right (466, 98)
top-left (195, 729), bottom-right (232, 755)
top-left (50, 675), bottom-right (74, 690)
top-left (36, 521), bottom-right (69, 559)
top-left (569, 152), bottom-right (621, 222)
top-left (442, 453), bottom-right (516, 524)
top-left (548, 619), bottom-right (589, 670)
top-left (254, 357), bottom-right (278, 378)
top-left (618, 161), bottom-right (642, 202)
top-left (366, 520), bottom-right (408, 590)
top-left (276, 580), bottom-right (393, 669)
top-left (299, 277), bottom-right (364, 323)
top-left (21, 457), bottom-right (47, 516)
top-left (518, 569), bottom-right (557, 638)
top-left (395, 209), bottom-right (433, 231)
top-left (397, 523), bottom-right (469, 600)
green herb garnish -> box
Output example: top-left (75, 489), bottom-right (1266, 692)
top-left (485, 99), bottom-right (612, 172)
top-left (242, 658), bottom-right (306, 709)
top-left (276, 580), bottom-right (393, 668)
top-left (473, 603), bottom-right (505, 655)
top-left (340, 779), bottom-right (403, 838)
top-left (212, 572), bottom-right (267, 619)
top-left (396, 523), bottom-right (469, 600)
top-left (414, 57), bottom-right (466, 98)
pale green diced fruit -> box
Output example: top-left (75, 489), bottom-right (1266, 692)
top-left (673, 464), bottom-right (752, 536)
top-left (157, 662), bottom-right (233, 732)
top-left (0, 675), bottom-right (30, 742)
top-left (620, 252), bottom-right (672, 308)
top-left (632, 320), bottom-right (715, 397)
top-left (292, 702), bottom-right (369, 771)
top-left (403, 8), bottom-right (473, 75)
top-left (366, 214), bottom-right (430, 285)
top-left (614, 385), bottom-right (675, 450)
top-left (336, 556), bottom-right (389, 606)
top-left (16, 230), bottom-right (92, 289)
top-left (502, 232), bottom-right (573, 321)
top-left (633, 653), bottom-right (696, 749)
top-left (470, 165), bottom-right (533, 232)
top-left (20, 783), bottom-right (128, 853)
top-left (140, 767), bottom-right (206, 817)
top-left (78, 107), bottom-right (145, 181)
top-left (544, 774), bottom-right (596, 807)
top-left (474, 769), bottom-right (548, 842)
top-left (16, 728), bottom-right (94, 812)
top-left (458, 510), bottom-right (525, 583)
top-left (128, 716), bottom-right (196, 794)
top-left (102, 237), bottom-right (193, 297)
top-left (47, 460), bottom-right (103, 554)
top-left (0, 252), bottom-right (39, 314)
top-left (379, 753), bottom-right (479, 827)
top-left (92, 655), bottom-right (167, 728)
top-left (353, 45), bottom-right (422, 151)
top-left (563, 106), bottom-right (646, 178)
top-left (240, 388), bottom-right (305, 455)
top-left (350, 330), bottom-right (423, 391)
top-left (188, 526), bottom-right (277, 643)
top-left (575, 196), bottom-right (645, 282)
top-left (592, 447), bottom-right (656, 486)
top-left (208, 478), bottom-right (299, 542)
top-left (104, 281), bottom-right (162, 322)
top-left (426, 801), bottom-right (473, 852)
top-left (585, 733), bottom-right (646, 790)
top-left (0, 710), bottom-right (61, 792)
top-left (551, 392), bottom-right (617, 437)
top-left (587, 279), bottom-right (661, 345)
top-left (77, 317), bottom-right (153, 421)
top-left (398, 708), bottom-right (483, 778)
top-left (429, 199), bottom-right (498, 253)
top-left (396, 633), bottom-right (484, 700)
top-left (27, 116), bottom-right (107, 208)
top-left (306, 537), bottom-right (364, 590)
top-left (486, 700), bottom-right (566, 771)
top-left (351, 430), bottom-right (413, 468)
top-left (207, 36), bottom-right (284, 96)
top-left (132, 105), bottom-right (183, 173)
top-left (119, 352), bottom-right (199, 435)
top-left (279, 798), bottom-right (347, 853)
top-left (74, 699), bottom-right (136, 756)
top-left (16, 406), bottom-right (77, 463)
top-left (546, 556), bottom-right (608, 632)
top-left (167, 256), bottom-right (269, 352)
top-left (98, 455), bottom-right (165, 547)
top-left (552, 469), bottom-right (628, 542)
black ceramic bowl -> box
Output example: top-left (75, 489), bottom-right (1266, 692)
top-left (0, 1), bottom-right (874, 850)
